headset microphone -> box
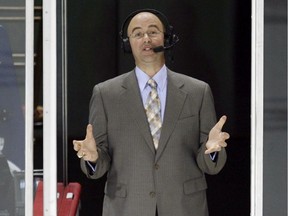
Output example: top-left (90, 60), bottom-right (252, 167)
top-left (153, 34), bottom-right (179, 53)
top-left (152, 46), bottom-right (165, 53)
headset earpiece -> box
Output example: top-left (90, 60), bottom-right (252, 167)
top-left (122, 37), bottom-right (131, 53)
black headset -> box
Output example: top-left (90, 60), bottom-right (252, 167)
top-left (119, 8), bottom-right (179, 53)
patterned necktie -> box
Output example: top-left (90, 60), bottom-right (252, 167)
top-left (145, 79), bottom-right (162, 149)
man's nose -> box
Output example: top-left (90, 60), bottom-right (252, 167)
top-left (143, 33), bottom-right (151, 42)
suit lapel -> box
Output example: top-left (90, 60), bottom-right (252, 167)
top-left (120, 71), bottom-right (156, 153)
top-left (119, 70), bottom-right (187, 157)
top-left (156, 71), bottom-right (187, 161)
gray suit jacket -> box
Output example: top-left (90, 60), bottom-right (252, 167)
top-left (81, 69), bottom-right (227, 216)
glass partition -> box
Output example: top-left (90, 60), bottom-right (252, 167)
top-left (0, 1), bottom-right (26, 215)
top-left (263, 0), bottom-right (287, 215)
top-left (1, 0), bottom-right (71, 214)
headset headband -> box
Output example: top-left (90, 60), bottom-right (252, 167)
top-left (119, 8), bottom-right (178, 53)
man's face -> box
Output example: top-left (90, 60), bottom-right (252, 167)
top-left (127, 12), bottom-right (165, 65)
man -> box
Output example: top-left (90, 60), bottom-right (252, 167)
top-left (73, 9), bottom-right (229, 216)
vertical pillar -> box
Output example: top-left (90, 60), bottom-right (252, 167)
top-left (251, 0), bottom-right (264, 215)
top-left (43, 0), bottom-right (57, 215)
top-left (25, 0), bottom-right (34, 215)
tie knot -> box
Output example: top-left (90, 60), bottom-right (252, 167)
top-left (147, 79), bottom-right (157, 89)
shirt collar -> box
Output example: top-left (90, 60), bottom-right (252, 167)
top-left (135, 65), bottom-right (167, 92)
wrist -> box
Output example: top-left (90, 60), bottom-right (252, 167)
top-left (90, 151), bottom-right (98, 163)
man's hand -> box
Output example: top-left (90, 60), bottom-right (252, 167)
top-left (73, 124), bottom-right (98, 163)
top-left (205, 115), bottom-right (230, 154)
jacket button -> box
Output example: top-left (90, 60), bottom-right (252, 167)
top-left (154, 164), bottom-right (159, 170)
top-left (149, 192), bottom-right (156, 198)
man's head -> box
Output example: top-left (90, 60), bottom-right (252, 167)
top-left (120, 9), bottom-right (178, 53)
top-left (120, 9), bottom-right (178, 67)
top-left (128, 11), bottom-right (165, 65)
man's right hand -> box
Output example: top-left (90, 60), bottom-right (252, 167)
top-left (73, 124), bottom-right (98, 163)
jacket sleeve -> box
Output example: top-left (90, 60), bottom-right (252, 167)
top-left (197, 143), bottom-right (227, 175)
top-left (196, 83), bottom-right (227, 174)
top-left (80, 84), bottom-right (111, 179)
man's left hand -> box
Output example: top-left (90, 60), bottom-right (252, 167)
top-left (205, 115), bottom-right (230, 154)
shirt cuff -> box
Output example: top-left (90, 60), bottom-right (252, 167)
top-left (86, 161), bottom-right (97, 173)
top-left (209, 152), bottom-right (218, 162)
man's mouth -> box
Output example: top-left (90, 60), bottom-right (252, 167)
top-left (143, 46), bottom-right (153, 51)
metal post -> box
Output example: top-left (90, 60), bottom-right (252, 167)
top-left (25, 0), bottom-right (34, 215)
top-left (251, 0), bottom-right (264, 215)
top-left (43, 0), bottom-right (57, 215)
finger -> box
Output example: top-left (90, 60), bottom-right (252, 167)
top-left (220, 132), bottom-right (230, 140)
top-left (214, 115), bottom-right (227, 131)
top-left (73, 140), bottom-right (82, 151)
top-left (218, 141), bottom-right (228, 148)
top-left (85, 124), bottom-right (94, 139)
top-left (205, 145), bottom-right (222, 154)
top-left (77, 150), bottom-right (86, 159)
top-left (205, 147), bottom-right (216, 154)
top-left (205, 148), bottom-right (215, 154)
top-left (204, 149), bottom-right (209, 154)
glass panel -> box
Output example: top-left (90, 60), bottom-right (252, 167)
top-left (0, 0), bottom-right (26, 215)
top-left (263, 0), bottom-right (287, 215)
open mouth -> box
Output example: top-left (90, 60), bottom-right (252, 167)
top-left (143, 47), bottom-right (153, 51)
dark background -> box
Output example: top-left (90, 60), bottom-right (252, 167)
top-left (66, 1), bottom-right (251, 215)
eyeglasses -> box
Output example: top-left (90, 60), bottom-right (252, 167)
top-left (129, 30), bottom-right (163, 39)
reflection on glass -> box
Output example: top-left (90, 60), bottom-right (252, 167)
top-left (0, 2), bottom-right (26, 215)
